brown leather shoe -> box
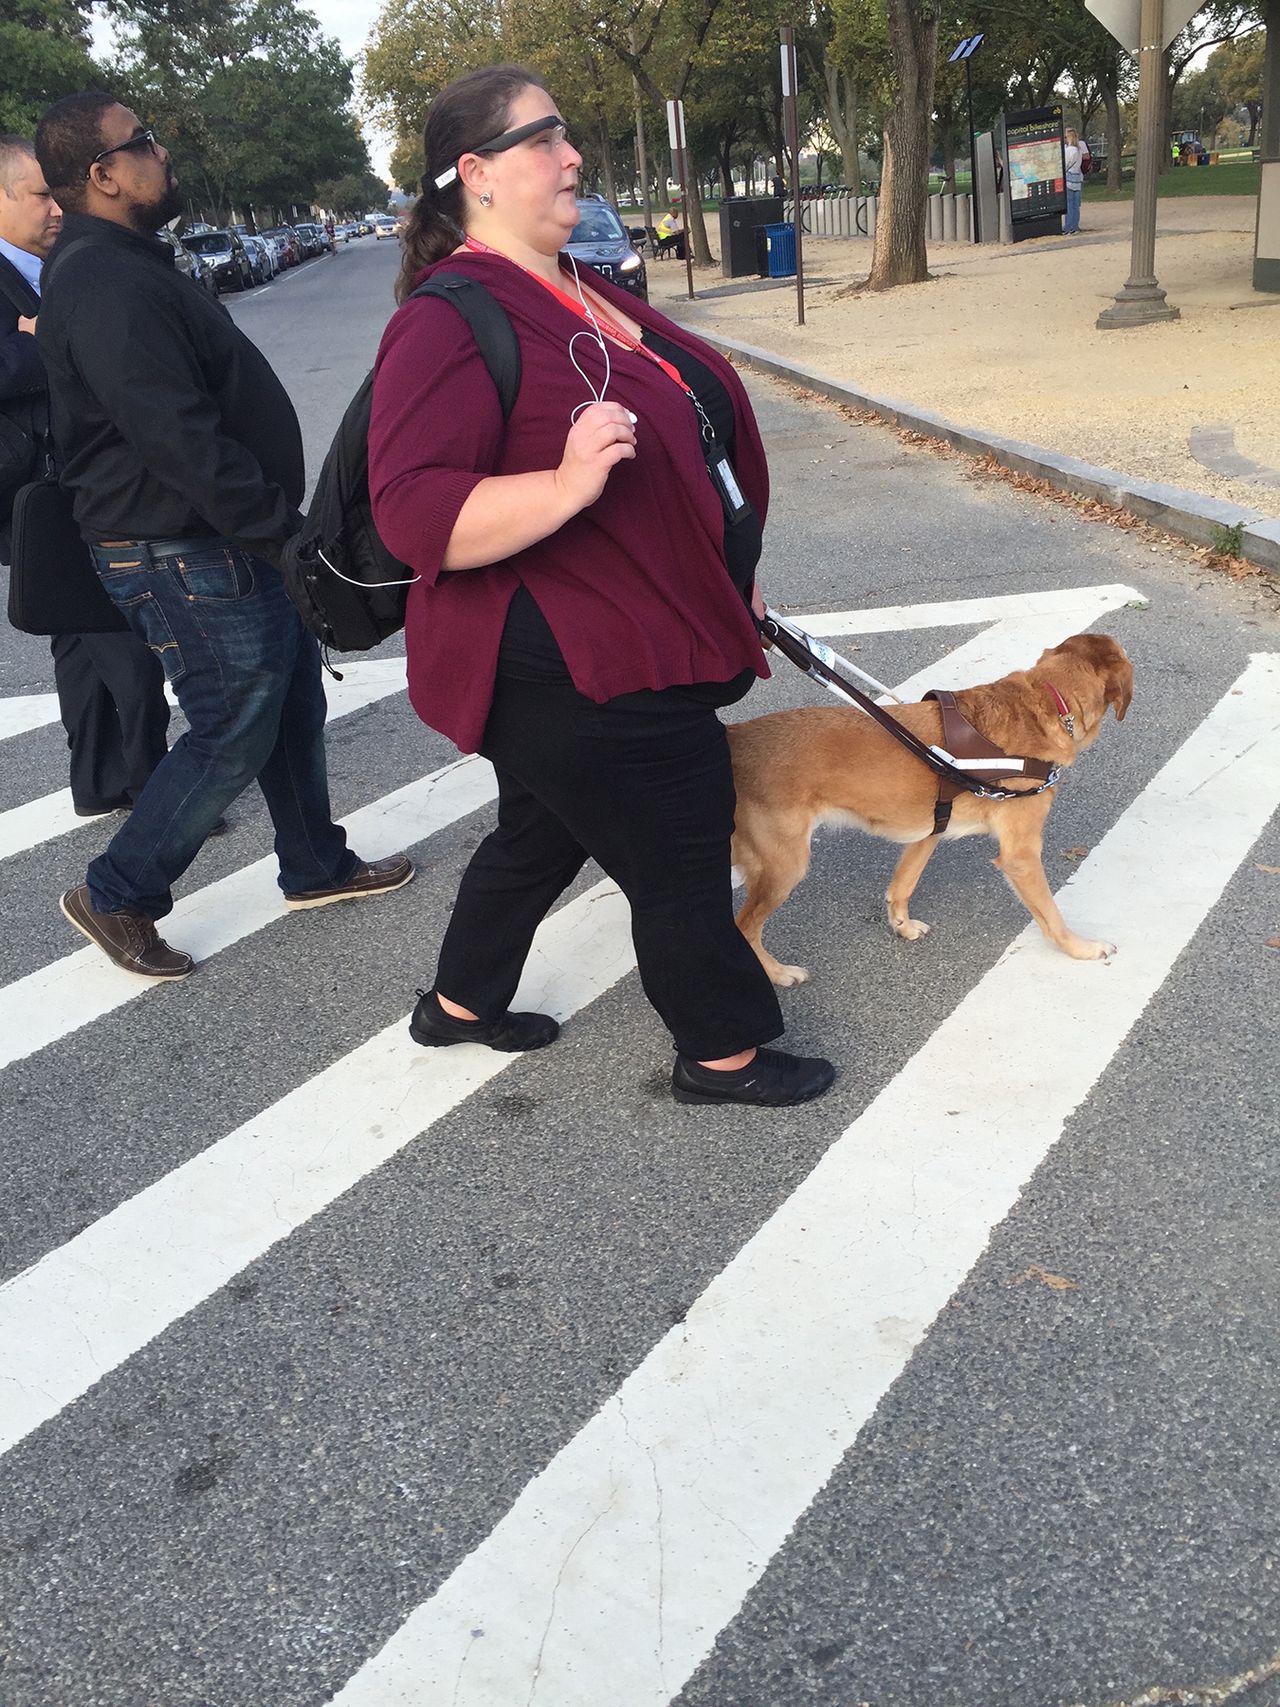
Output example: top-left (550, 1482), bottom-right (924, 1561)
top-left (282, 852), bottom-right (414, 911)
top-left (59, 884), bottom-right (194, 979)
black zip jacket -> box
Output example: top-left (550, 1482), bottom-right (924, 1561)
top-left (37, 214), bottom-right (304, 554)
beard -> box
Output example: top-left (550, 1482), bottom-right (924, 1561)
top-left (130, 170), bottom-right (184, 235)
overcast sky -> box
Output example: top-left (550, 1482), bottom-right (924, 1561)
top-left (90, 0), bottom-right (395, 179)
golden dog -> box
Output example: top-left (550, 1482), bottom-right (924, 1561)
top-left (728, 632), bottom-right (1133, 986)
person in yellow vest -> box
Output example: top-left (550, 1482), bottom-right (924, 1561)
top-left (655, 203), bottom-right (685, 259)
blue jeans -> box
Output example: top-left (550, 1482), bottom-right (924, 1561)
top-left (86, 539), bottom-right (355, 919)
top-left (1065, 187), bottom-right (1082, 233)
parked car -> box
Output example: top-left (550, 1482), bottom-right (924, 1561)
top-left (292, 221), bottom-right (324, 257)
top-left (161, 226), bottom-right (219, 297)
top-left (181, 227), bottom-right (255, 291)
top-left (565, 196), bottom-right (648, 300)
top-left (240, 233), bottom-right (275, 284)
top-left (373, 215), bottom-right (398, 239)
top-left (262, 225), bottom-right (302, 266)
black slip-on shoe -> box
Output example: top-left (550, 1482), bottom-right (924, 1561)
top-left (408, 988), bottom-right (559, 1052)
top-left (672, 1046), bottom-right (835, 1107)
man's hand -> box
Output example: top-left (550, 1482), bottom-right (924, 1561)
top-left (18, 315), bottom-right (37, 336)
top-left (750, 580), bottom-right (772, 646)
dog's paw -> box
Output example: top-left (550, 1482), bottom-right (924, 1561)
top-left (891, 918), bottom-right (931, 942)
top-left (769, 962), bottom-right (810, 988)
top-left (1064, 936), bottom-right (1116, 961)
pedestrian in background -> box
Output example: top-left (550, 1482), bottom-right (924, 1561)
top-left (1064, 128), bottom-right (1085, 235)
top-left (0, 134), bottom-right (169, 818)
top-left (371, 64), bottom-right (834, 1106)
top-left (34, 92), bottom-right (412, 980)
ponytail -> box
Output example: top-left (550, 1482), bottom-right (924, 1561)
top-left (395, 178), bottom-right (463, 303)
top-left (393, 62), bottom-right (547, 304)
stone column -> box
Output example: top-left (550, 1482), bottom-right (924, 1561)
top-left (1098, 0), bottom-right (1180, 326)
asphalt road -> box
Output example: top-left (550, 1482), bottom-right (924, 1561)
top-left (1, 235), bottom-right (1278, 1707)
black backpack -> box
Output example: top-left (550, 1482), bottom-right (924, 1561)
top-left (279, 273), bottom-right (520, 653)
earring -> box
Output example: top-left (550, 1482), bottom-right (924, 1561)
top-left (479, 191), bottom-right (493, 208)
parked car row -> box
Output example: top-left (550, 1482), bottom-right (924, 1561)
top-left (170, 218), bottom-right (349, 297)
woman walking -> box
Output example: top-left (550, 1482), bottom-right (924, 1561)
top-left (369, 64), bottom-right (834, 1108)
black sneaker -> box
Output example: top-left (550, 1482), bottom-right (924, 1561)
top-left (408, 989), bottom-right (559, 1052)
top-left (671, 1047), bottom-right (835, 1107)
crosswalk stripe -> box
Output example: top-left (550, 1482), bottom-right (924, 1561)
top-left (0, 659), bottom-right (408, 863)
top-left (0, 594), bottom-right (1140, 1451)
top-left (0, 757), bottom-right (497, 1074)
top-left (0, 655), bottom-right (404, 747)
top-left (800, 581), bottom-right (1144, 637)
top-left (330, 655), bottom-right (1280, 1707)
top-left (0, 878), bottom-right (631, 1458)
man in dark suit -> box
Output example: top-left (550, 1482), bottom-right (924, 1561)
top-left (0, 133), bottom-right (169, 817)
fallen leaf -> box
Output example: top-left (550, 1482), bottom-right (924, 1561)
top-left (1256, 864), bottom-right (1280, 875)
top-left (1267, 937), bottom-right (1280, 950)
top-left (1013, 1264), bottom-right (1078, 1291)
top-left (1062, 846), bottom-right (1089, 861)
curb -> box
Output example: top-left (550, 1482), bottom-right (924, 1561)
top-left (689, 330), bottom-right (1280, 575)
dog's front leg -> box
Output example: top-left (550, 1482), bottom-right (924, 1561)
top-left (886, 836), bottom-right (939, 940)
top-left (992, 798), bottom-right (1115, 960)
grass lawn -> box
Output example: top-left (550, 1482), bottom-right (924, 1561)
top-left (1085, 157), bottom-right (1259, 199)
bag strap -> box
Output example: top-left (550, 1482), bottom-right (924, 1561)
top-left (407, 272), bottom-right (521, 419)
top-left (0, 253), bottom-right (39, 319)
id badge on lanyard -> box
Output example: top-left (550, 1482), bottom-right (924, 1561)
top-left (704, 439), bottom-right (753, 524)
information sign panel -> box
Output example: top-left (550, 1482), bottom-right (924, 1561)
top-left (1004, 104), bottom-right (1066, 227)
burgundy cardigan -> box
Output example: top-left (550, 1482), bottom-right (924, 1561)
top-left (368, 248), bottom-right (771, 753)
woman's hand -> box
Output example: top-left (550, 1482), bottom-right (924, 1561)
top-left (750, 580), bottom-right (773, 647)
top-left (553, 402), bottom-right (637, 512)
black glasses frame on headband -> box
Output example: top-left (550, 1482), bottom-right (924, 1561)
top-left (432, 114), bottom-right (569, 190)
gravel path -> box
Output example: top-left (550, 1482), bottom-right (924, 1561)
top-left (650, 195), bottom-right (1279, 519)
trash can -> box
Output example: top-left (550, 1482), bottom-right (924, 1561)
top-left (719, 196), bottom-right (783, 277)
top-left (764, 222), bottom-right (796, 278)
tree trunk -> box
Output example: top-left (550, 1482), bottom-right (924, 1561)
top-left (822, 57), bottom-right (862, 189)
top-left (1103, 79), bottom-right (1123, 191)
top-left (867, 0), bottom-right (937, 289)
top-left (1247, 102), bottom-right (1261, 145)
top-left (598, 112), bottom-right (616, 205)
top-left (685, 146), bottom-right (712, 264)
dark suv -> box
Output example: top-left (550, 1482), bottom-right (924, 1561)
top-left (564, 197), bottom-right (648, 300)
top-left (181, 228), bottom-right (255, 291)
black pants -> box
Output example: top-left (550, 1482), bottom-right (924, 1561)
top-left (50, 629), bottom-right (169, 812)
top-left (435, 673), bottom-right (784, 1061)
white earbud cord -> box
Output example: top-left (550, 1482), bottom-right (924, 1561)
top-left (565, 252), bottom-right (613, 423)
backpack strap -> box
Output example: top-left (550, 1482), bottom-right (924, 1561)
top-left (407, 272), bottom-right (521, 419)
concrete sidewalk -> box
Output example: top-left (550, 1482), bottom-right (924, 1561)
top-left (650, 196), bottom-right (1280, 570)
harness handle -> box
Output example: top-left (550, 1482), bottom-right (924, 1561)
top-left (759, 611), bottom-right (1061, 834)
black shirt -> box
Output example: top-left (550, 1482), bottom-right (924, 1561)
top-left (37, 214), bottom-right (304, 553)
top-left (499, 325), bottom-right (762, 699)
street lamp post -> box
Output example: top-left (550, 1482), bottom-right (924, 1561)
top-left (948, 34), bottom-right (985, 243)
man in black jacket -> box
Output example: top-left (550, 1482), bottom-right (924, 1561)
top-left (35, 94), bottom-right (411, 979)
top-left (0, 134), bottom-right (168, 818)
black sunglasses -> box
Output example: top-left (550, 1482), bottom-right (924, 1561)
top-left (87, 128), bottom-right (160, 175)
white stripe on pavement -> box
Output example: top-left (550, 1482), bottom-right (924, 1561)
top-left (331, 654), bottom-right (1280, 1707)
top-left (0, 693), bottom-right (60, 742)
top-left (0, 596), bottom-right (1136, 1446)
top-left (0, 659), bottom-right (408, 865)
top-left (800, 581), bottom-right (1144, 637)
top-left (0, 757), bottom-right (497, 1074)
top-left (0, 587), bottom-right (1139, 746)
top-left (0, 879), bottom-right (631, 1457)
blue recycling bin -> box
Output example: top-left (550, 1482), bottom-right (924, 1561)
top-left (764, 222), bottom-right (796, 278)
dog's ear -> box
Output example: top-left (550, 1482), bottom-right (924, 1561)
top-left (1105, 649), bottom-right (1134, 722)
top-left (1050, 633), bottom-right (1134, 723)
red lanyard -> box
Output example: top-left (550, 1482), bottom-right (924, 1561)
top-left (461, 236), bottom-right (691, 397)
